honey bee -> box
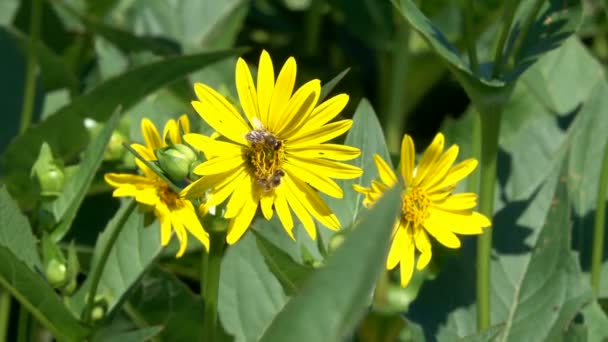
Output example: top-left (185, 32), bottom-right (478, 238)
top-left (256, 169), bottom-right (285, 192)
top-left (245, 129), bottom-right (282, 150)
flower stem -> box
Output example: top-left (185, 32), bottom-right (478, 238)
top-left (304, 0), bottom-right (323, 56)
top-left (0, 292), bottom-right (10, 341)
top-left (491, 0), bottom-right (519, 78)
top-left (476, 109), bottom-right (501, 331)
top-left (509, 0), bottom-right (545, 68)
top-left (204, 230), bottom-right (226, 342)
top-left (17, 305), bottom-right (29, 342)
top-left (19, 0), bottom-right (43, 134)
top-left (463, 0), bottom-right (479, 74)
top-left (467, 111), bottom-right (482, 194)
top-left (84, 200), bottom-right (136, 323)
top-left (591, 141), bottom-right (608, 296)
top-left (383, 16), bottom-right (411, 154)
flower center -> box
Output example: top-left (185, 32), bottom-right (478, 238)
top-left (157, 181), bottom-right (180, 209)
top-left (245, 129), bottom-right (285, 192)
top-left (402, 187), bottom-right (430, 229)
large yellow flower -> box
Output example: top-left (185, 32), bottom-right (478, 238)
top-left (105, 115), bottom-right (209, 257)
top-left (181, 51), bottom-right (362, 244)
top-left (353, 133), bottom-right (491, 287)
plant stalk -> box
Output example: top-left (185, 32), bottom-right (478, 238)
top-left (17, 305), bottom-right (29, 342)
top-left (84, 200), bottom-right (136, 323)
top-left (463, 0), bottom-right (480, 74)
top-left (204, 230), bottom-right (226, 342)
top-left (476, 109), bottom-right (501, 331)
top-left (0, 291), bottom-right (10, 341)
top-left (304, 0), bottom-right (323, 56)
top-left (19, 0), bottom-right (43, 134)
top-left (491, 0), bottom-right (520, 78)
top-left (591, 141), bottom-right (608, 296)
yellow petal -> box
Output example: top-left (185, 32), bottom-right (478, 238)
top-left (267, 57), bottom-right (296, 131)
top-left (305, 94), bottom-right (349, 130)
top-left (373, 154), bottom-right (397, 186)
top-left (226, 196), bottom-right (258, 244)
top-left (184, 133), bottom-right (243, 159)
top-left (285, 175), bottom-right (340, 231)
top-left (429, 207), bottom-right (491, 234)
top-left (423, 219), bottom-right (462, 248)
top-left (420, 145), bottom-right (459, 189)
top-left (112, 187), bottom-right (138, 198)
top-left (399, 239), bottom-right (415, 287)
top-left (283, 163), bottom-right (343, 198)
top-left (224, 175), bottom-right (255, 219)
top-left (289, 120), bottom-right (353, 146)
top-left (257, 50), bottom-right (275, 125)
top-left (141, 118), bottom-right (163, 150)
top-left (414, 230), bottom-right (432, 270)
top-left (288, 143), bottom-right (361, 161)
top-left (260, 193), bottom-right (274, 220)
top-left (135, 188), bottom-right (159, 206)
top-left (180, 201), bottom-right (210, 251)
top-left (181, 169), bottom-right (244, 199)
top-left (274, 188), bottom-right (295, 239)
top-left (277, 80), bottom-right (321, 136)
top-left (413, 133), bottom-right (444, 186)
top-left (157, 206), bottom-right (173, 246)
top-left (192, 83), bottom-right (250, 145)
top-left (178, 114), bottom-right (190, 136)
top-left (400, 135), bottom-right (415, 186)
top-left (105, 173), bottom-right (153, 187)
top-left (386, 223), bottom-right (407, 270)
top-left (429, 159), bottom-right (478, 192)
top-left (288, 156), bottom-right (362, 179)
top-left (435, 193), bottom-right (478, 211)
top-left (203, 170), bottom-right (248, 209)
top-left (283, 183), bottom-right (316, 239)
top-left (236, 57), bottom-right (259, 124)
top-left (193, 154), bottom-right (245, 176)
top-left (172, 219), bottom-right (188, 258)
top-left (162, 118), bottom-right (180, 145)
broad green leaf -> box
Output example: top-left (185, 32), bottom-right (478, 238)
top-left (123, 267), bottom-right (204, 341)
top-left (218, 232), bottom-right (289, 342)
top-left (253, 231), bottom-right (313, 295)
top-left (0, 0), bottom-right (18, 25)
top-left (1, 48), bottom-right (241, 207)
top-left (0, 187), bottom-right (89, 341)
top-left (69, 201), bottom-right (162, 316)
top-left (460, 324), bottom-right (505, 342)
top-left (319, 68), bottom-right (350, 102)
top-left (326, 98), bottom-right (391, 232)
top-left (91, 326), bottom-right (163, 342)
top-left (579, 301), bottom-right (608, 341)
top-left (50, 110), bottom-right (120, 242)
top-left (259, 185), bottom-right (401, 342)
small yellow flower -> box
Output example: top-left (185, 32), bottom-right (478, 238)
top-left (105, 115), bottom-right (209, 257)
top-left (353, 133), bottom-right (491, 287)
top-left (181, 50), bottom-right (362, 244)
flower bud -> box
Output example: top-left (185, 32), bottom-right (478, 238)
top-left (104, 131), bottom-right (126, 161)
top-left (31, 143), bottom-right (65, 197)
top-left (90, 305), bottom-right (106, 323)
top-left (45, 259), bottom-right (67, 287)
top-left (155, 144), bottom-right (198, 182)
top-left (328, 233), bottom-right (346, 254)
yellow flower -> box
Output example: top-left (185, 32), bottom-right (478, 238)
top-left (353, 133), bottom-right (491, 287)
top-left (181, 50), bottom-right (362, 244)
top-left (105, 115), bottom-right (209, 257)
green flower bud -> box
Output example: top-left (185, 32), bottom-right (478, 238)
top-left (45, 259), bottom-right (67, 287)
top-left (155, 144), bottom-right (198, 182)
top-left (328, 233), bottom-right (346, 254)
top-left (90, 305), bottom-right (106, 322)
top-left (104, 131), bottom-right (126, 161)
top-left (31, 143), bottom-right (65, 197)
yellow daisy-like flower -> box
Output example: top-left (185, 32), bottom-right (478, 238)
top-left (105, 115), bottom-right (209, 257)
top-left (353, 133), bottom-right (491, 287)
top-left (181, 50), bottom-right (363, 244)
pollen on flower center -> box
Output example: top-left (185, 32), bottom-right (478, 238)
top-left (157, 181), bottom-right (180, 208)
top-left (402, 187), bottom-right (430, 228)
top-left (245, 129), bottom-right (286, 192)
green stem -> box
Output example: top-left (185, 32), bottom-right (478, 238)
top-left (591, 141), bottom-right (608, 296)
top-left (463, 0), bottom-right (479, 74)
top-left (384, 16), bottom-right (411, 154)
top-left (491, 0), bottom-right (520, 78)
top-left (0, 292), bottom-right (10, 341)
top-left (84, 200), bottom-right (136, 323)
top-left (509, 0), bottom-right (545, 68)
top-left (19, 0), bottom-right (43, 134)
top-left (476, 109), bottom-right (501, 331)
top-left (304, 0), bottom-right (323, 56)
top-left (467, 110), bottom-right (482, 194)
top-left (17, 305), bottom-right (29, 342)
top-left (204, 230), bottom-right (226, 342)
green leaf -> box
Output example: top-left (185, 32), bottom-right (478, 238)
top-left (319, 68), bottom-right (350, 102)
top-left (123, 267), bottom-right (204, 341)
top-left (1, 48), bottom-right (241, 207)
top-left (579, 301), bottom-right (608, 341)
top-left (0, 187), bottom-right (89, 341)
top-left (0, 0), bottom-right (18, 25)
top-left (69, 202), bottom-right (162, 316)
top-left (326, 98), bottom-right (391, 232)
top-left (91, 326), bottom-right (163, 342)
top-left (218, 232), bottom-right (289, 341)
top-left (259, 185), bottom-right (401, 341)
top-left (253, 231), bottom-right (313, 295)
top-left (50, 109), bottom-right (120, 242)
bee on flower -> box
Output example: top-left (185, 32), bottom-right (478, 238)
top-left (181, 50), bottom-right (363, 244)
top-left (104, 115), bottom-right (209, 257)
top-left (353, 133), bottom-right (491, 287)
